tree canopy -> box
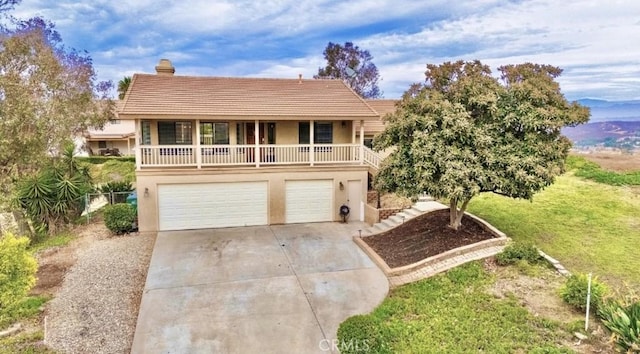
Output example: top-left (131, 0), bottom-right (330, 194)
top-left (374, 60), bottom-right (590, 230)
top-left (315, 41), bottom-right (382, 99)
top-left (0, 13), bottom-right (114, 200)
top-left (118, 76), bottom-right (131, 100)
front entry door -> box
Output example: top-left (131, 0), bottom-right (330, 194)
top-left (246, 123), bottom-right (263, 162)
top-left (246, 123), bottom-right (275, 163)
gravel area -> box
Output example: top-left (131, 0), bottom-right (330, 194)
top-left (45, 226), bottom-right (155, 354)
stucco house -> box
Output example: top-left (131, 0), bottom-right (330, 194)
top-left (356, 99), bottom-right (397, 147)
top-left (84, 104), bottom-right (136, 156)
top-left (118, 59), bottom-right (385, 232)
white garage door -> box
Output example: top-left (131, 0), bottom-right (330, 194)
top-left (285, 180), bottom-right (333, 223)
top-left (158, 182), bottom-right (268, 231)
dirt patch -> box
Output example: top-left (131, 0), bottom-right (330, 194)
top-left (363, 208), bottom-right (496, 268)
top-left (484, 259), bottom-right (612, 353)
top-left (31, 222), bottom-right (111, 296)
top-left (575, 151), bottom-right (640, 172)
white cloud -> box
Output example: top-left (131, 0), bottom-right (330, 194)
top-left (10, 0), bottom-right (640, 100)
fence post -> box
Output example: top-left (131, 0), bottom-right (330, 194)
top-left (85, 193), bottom-right (90, 225)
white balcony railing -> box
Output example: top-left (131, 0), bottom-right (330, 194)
top-left (138, 144), bottom-right (370, 168)
top-left (363, 146), bottom-right (382, 170)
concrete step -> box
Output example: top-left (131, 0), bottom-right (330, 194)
top-left (402, 208), bottom-right (421, 216)
top-left (372, 223), bottom-right (389, 232)
top-left (396, 211), bottom-right (417, 220)
top-left (413, 201), bottom-right (447, 213)
top-left (388, 215), bottom-right (406, 224)
top-left (381, 219), bottom-right (398, 228)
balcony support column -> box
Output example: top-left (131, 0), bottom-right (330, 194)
top-left (359, 120), bottom-right (365, 164)
top-left (254, 120), bottom-right (260, 167)
top-left (195, 119), bottom-right (201, 169)
top-left (135, 119), bottom-right (142, 170)
top-left (309, 120), bottom-right (314, 166)
top-left (352, 120), bottom-right (356, 143)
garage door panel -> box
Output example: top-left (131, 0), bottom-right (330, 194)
top-left (285, 180), bottom-right (333, 223)
top-left (158, 182), bottom-right (268, 231)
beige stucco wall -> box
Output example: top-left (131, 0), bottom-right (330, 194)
top-left (140, 119), bottom-right (354, 145)
top-left (136, 166), bottom-right (368, 232)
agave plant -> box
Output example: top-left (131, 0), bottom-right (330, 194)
top-left (15, 143), bottom-right (93, 235)
top-left (599, 300), bottom-right (640, 352)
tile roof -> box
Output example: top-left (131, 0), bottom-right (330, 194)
top-left (357, 99), bottom-right (398, 135)
top-left (119, 74), bottom-right (379, 120)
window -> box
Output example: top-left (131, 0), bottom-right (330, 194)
top-left (110, 119), bottom-right (121, 125)
top-left (298, 122), bottom-right (333, 144)
top-left (315, 122), bottom-right (333, 144)
top-left (98, 141), bottom-right (107, 149)
top-left (364, 138), bottom-right (373, 148)
top-left (200, 122), bottom-right (229, 145)
top-left (299, 122), bottom-right (310, 144)
top-left (141, 121), bottom-right (151, 145)
top-left (236, 123), bottom-right (245, 144)
top-left (267, 123), bottom-right (276, 144)
top-left (158, 121), bottom-right (193, 145)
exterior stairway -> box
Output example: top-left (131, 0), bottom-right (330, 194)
top-left (365, 194), bottom-right (447, 235)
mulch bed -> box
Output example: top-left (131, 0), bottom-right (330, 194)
top-left (363, 208), bottom-right (497, 268)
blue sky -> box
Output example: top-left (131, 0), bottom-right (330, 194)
top-left (12, 0), bottom-right (640, 101)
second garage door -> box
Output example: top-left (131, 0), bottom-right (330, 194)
top-left (158, 181), bottom-right (268, 231)
top-left (285, 180), bottom-right (333, 223)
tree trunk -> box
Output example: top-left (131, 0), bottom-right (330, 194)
top-left (448, 197), bottom-right (471, 231)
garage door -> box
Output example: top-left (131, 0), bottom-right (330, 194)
top-left (158, 182), bottom-right (268, 231)
top-left (285, 180), bottom-right (333, 223)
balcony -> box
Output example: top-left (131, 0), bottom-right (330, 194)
top-left (137, 143), bottom-right (369, 169)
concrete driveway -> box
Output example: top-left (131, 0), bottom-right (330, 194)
top-left (131, 222), bottom-right (388, 353)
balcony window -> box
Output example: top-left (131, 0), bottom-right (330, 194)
top-left (141, 120), bottom-right (151, 145)
top-left (158, 121), bottom-right (192, 145)
top-left (298, 122), bottom-right (333, 144)
top-left (200, 122), bottom-right (229, 145)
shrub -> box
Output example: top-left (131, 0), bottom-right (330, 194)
top-left (96, 159), bottom-right (136, 184)
top-left (0, 233), bottom-right (38, 313)
top-left (99, 181), bottom-right (134, 204)
top-left (337, 315), bottom-right (390, 354)
top-left (496, 242), bottom-right (542, 266)
top-left (76, 156), bottom-right (135, 164)
top-left (560, 274), bottom-right (608, 312)
top-left (103, 203), bottom-right (137, 234)
top-left (598, 299), bottom-right (640, 353)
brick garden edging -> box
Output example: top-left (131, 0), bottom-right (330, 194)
top-left (538, 250), bottom-right (572, 277)
top-left (354, 210), bottom-right (510, 288)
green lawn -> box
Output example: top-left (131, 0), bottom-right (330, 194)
top-left (338, 262), bottom-right (573, 353)
top-left (467, 173), bottom-right (640, 290)
top-left (28, 231), bottom-right (74, 253)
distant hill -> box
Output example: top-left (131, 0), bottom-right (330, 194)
top-left (577, 99), bottom-right (640, 122)
top-left (562, 121), bottom-right (640, 150)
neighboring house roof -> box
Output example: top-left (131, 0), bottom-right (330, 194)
top-left (357, 99), bottom-right (398, 135)
top-left (118, 73), bottom-right (380, 120)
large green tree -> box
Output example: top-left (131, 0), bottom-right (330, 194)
top-left (315, 41), bottom-right (382, 98)
top-left (374, 60), bottom-right (589, 230)
top-left (0, 15), bottom-right (114, 199)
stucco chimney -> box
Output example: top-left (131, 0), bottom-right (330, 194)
top-left (155, 59), bottom-right (175, 76)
